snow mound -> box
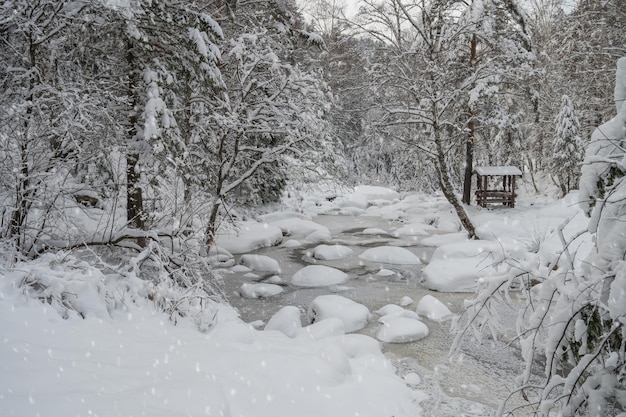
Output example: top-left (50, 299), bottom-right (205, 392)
top-left (313, 244), bottom-right (354, 260)
top-left (421, 240), bottom-right (506, 292)
top-left (291, 265), bottom-right (348, 287)
top-left (308, 295), bottom-right (371, 332)
top-left (420, 232), bottom-right (468, 247)
top-left (265, 306), bottom-right (302, 337)
top-left (359, 246), bottom-right (421, 265)
top-left (215, 221), bottom-right (283, 254)
top-left (271, 218), bottom-right (331, 242)
top-left (400, 296), bottom-right (414, 307)
top-left (416, 295), bottom-right (454, 322)
top-left (238, 283), bottom-right (283, 299)
top-left (238, 254), bottom-right (281, 274)
top-left (376, 316), bottom-right (429, 343)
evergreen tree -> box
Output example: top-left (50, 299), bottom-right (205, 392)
top-left (552, 94), bottom-right (584, 195)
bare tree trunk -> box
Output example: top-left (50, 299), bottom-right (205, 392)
top-left (125, 43), bottom-right (146, 247)
top-left (434, 123), bottom-right (478, 240)
top-left (462, 33), bottom-right (478, 205)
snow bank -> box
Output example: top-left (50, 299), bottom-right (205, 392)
top-left (359, 246), bottom-right (421, 265)
top-left (308, 294), bottom-right (371, 332)
top-left (291, 265), bottom-right (348, 287)
top-left (0, 295), bottom-right (422, 417)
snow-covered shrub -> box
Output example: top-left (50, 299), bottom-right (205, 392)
top-left (452, 58), bottom-right (626, 417)
top-left (2, 242), bottom-right (229, 331)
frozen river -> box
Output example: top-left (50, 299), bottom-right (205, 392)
top-left (219, 214), bottom-right (533, 416)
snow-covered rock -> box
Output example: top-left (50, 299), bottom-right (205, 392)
top-left (416, 295), bottom-right (454, 322)
top-left (354, 185), bottom-right (401, 201)
top-left (400, 296), bottom-right (414, 307)
top-left (215, 221), bottom-right (283, 254)
top-left (238, 254), bottom-right (281, 274)
top-left (359, 246), bottom-right (421, 265)
top-left (291, 265), bottom-right (348, 287)
top-left (238, 283), bottom-right (283, 299)
top-left (308, 295), bottom-right (371, 332)
top-left (376, 317), bottom-right (429, 343)
top-left (393, 223), bottom-right (436, 237)
top-left (265, 306), bottom-right (302, 337)
top-left (313, 244), bottom-right (354, 260)
top-left (421, 240), bottom-right (506, 292)
top-left (420, 232), bottom-right (468, 247)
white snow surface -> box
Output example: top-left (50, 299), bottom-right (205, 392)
top-left (0, 296), bottom-right (419, 417)
top-left (264, 305), bottom-right (302, 337)
top-left (238, 254), bottom-right (281, 274)
top-left (239, 282), bottom-right (284, 299)
top-left (308, 294), bottom-right (372, 332)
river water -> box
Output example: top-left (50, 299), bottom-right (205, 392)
top-left (219, 214), bottom-right (533, 416)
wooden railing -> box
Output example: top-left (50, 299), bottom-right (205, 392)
top-left (475, 190), bottom-right (516, 208)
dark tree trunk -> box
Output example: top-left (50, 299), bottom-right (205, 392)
top-left (462, 33), bottom-right (478, 205)
top-left (125, 42), bottom-right (146, 247)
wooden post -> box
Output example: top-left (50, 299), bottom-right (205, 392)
top-left (511, 175), bottom-right (516, 208)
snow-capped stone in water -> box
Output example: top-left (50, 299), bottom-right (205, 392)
top-left (377, 304), bottom-right (420, 321)
top-left (400, 296), bottom-right (414, 307)
top-left (291, 265), bottom-right (348, 287)
top-left (215, 221), bottom-right (283, 254)
top-left (362, 227), bottom-right (388, 235)
top-left (335, 192), bottom-right (368, 210)
top-left (230, 264), bottom-right (251, 273)
top-left (421, 240), bottom-right (505, 292)
top-left (416, 295), bottom-right (454, 322)
top-left (376, 268), bottom-right (396, 277)
top-left (270, 218), bottom-right (330, 240)
top-left (359, 246), bottom-right (421, 265)
top-left (248, 320), bottom-right (265, 329)
top-left (376, 304), bottom-right (406, 316)
top-left (238, 254), bottom-right (281, 274)
top-left (281, 239), bottom-right (302, 248)
top-left (296, 317), bottom-right (346, 341)
top-left (313, 244), bottom-right (354, 260)
top-left (404, 372), bottom-right (421, 385)
top-left (376, 317), bottom-right (429, 343)
top-left (265, 306), bottom-right (302, 337)
top-left (243, 272), bottom-right (260, 280)
top-left (265, 275), bottom-right (285, 285)
top-left (308, 295), bottom-right (371, 333)
top-left (304, 228), bottom-right (332, 244)
top-left (238, 283), bottom-right (283, 299)
top-left (393, 223), bottom-right (436, 237)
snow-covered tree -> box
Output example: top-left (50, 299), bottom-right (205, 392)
top-left (453, 57), bottom-right (626, 417)
top-left (552, 94), bottom-right (584, 196)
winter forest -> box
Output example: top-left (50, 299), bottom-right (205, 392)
top-left (1, 0), bottom-right (625, 416)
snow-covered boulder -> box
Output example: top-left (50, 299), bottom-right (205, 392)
top-left (270, 218), bottom-right (331, 241)
top-left (359, 246), bottom-right (421, 265)
top-left (291, 265), bottom-right (348, 287)
top-left (313, 244), bottom-right (354, 260)
top-left (420, 232), bottom-right (468, 247)
top-left (265, 306), bottom-right (302, 337)
top-left (215, 221), bottom-right (283, 254)
top-left (421, 240), bottom-right (506, 292)
top-left (393, 223), bottom-right (436, 237)
top-left (416, 295), bottom-right (454, 322)
top-left (238, 283), bottom-right (283, 299)
top-left (376, 317), bottom-right (429, 343)
top-left (308, 295), bottom-right (371, 333)
top-left (238, 254), bottom-right (281, 274)
top-left (354, 185), bottom-right (401, 201)
top-left (296, 317), bottom-right (346, 341)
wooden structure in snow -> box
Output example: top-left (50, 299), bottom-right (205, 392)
top-left (473, 166), bottom-right (522, 208)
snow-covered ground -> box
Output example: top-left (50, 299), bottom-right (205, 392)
top-left (1, 184), bottom-right (592, 416)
